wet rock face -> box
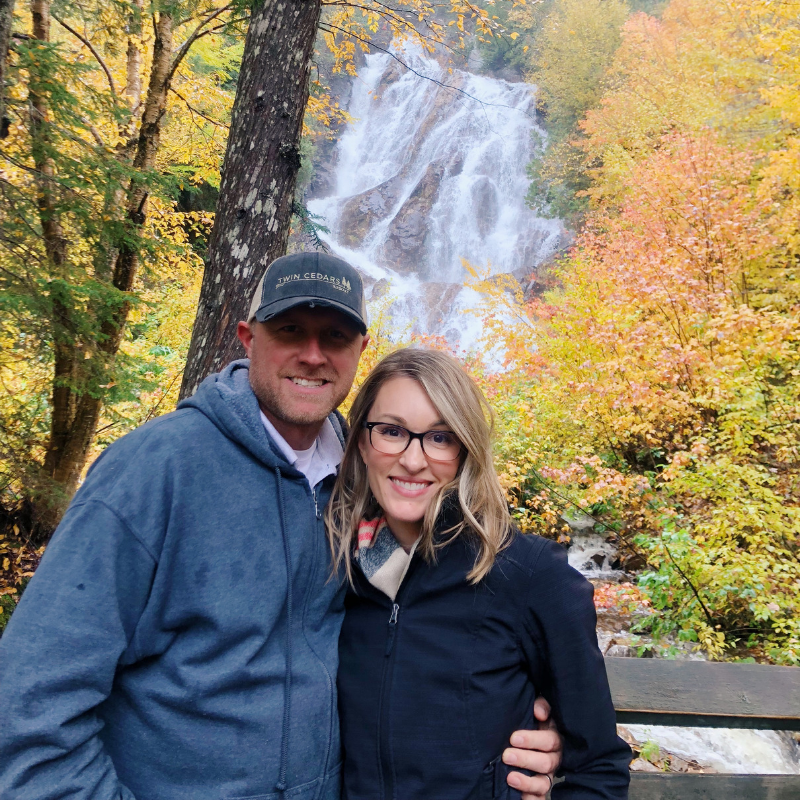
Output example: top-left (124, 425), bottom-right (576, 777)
top-left (381, 162), bottom-right (445, 276)
top-left (420, 282), bottom-right (461, 332)
top-left (471, 177), bottom-right (498, 238)
top-left (369, 279), bottom-right (462, 336)
top-left (337, 177), bottom-right (401, 249)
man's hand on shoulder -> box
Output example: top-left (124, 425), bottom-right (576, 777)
top-left (503, 697), bottom-right (562, 799)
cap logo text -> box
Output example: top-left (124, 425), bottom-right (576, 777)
top-left (275, 272), bottom-right (352, 293)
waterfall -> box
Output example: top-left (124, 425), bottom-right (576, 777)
top-left (308, 44), bottom-right (565, 349)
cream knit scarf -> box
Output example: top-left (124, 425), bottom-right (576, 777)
top-left (354, 517), bottom-right (419, 601)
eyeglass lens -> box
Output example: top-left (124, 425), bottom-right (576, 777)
top-left (369, 423), bottom-right (461, 460)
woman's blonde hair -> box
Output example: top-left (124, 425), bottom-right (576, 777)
top-left (326, 348), bottom-right (512, 585)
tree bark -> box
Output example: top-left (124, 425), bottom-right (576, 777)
top-left (30, 0), bottom-right (75, 494)
top-left (42, 9), bottom-right (175, 499)
top-left (124, 0), bottom-right (143, 122)
top-left (0, 0), bottom-right (14, 137)
top-left (179, 0), bottom-right (322, 399)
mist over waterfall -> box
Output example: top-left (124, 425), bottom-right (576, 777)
top-left (308, 45), bottom-right (565, 350)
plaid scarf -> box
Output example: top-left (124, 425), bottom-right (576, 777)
top-left (354, 517), bottom-right (418, 601)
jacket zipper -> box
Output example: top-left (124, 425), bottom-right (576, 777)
top-left (376, 602), bottom-right (400, 800)
top-left (385, 603), bottom-right (399, 655)
top-left (376, 551), bottom-right (418, 800)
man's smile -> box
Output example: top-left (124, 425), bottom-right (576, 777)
top-left (289, 377), bottom-right (329, 388)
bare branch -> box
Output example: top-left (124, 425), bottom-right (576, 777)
top-left (169, 86), bottom-right (229, 129)
top-left (318, 23), bottom-right (535, 120)
top-left (322, 0), bottom-right (456, 54)
top-left (167, 3), bottom-right (235, 85)
top-left (52, 14), bottom-right (118, 100)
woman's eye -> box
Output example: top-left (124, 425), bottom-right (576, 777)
top-left (377, 425), bottom-right (403, 438)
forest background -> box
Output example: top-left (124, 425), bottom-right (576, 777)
top-left (0, 0), bottom-right (798, 665)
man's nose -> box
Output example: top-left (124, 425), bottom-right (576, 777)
top-left (298, 335), bottom-right (327, 366)
top-left (398, 437), bottom-right (427, 472)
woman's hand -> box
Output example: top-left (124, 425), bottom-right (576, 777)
top-left (503, 697), bottom-right (563, 798)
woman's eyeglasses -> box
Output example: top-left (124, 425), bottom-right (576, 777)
top-left (363, 422), bottom-right (463, 462)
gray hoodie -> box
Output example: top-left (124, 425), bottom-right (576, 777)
top-left (0, 360), bottom-right (346, 800)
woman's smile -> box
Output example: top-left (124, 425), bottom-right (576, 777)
top-left (388, 476), bottom-right (433, 496)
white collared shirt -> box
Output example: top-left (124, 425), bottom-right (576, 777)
top-left (259, 411), bottom-right (343, 489)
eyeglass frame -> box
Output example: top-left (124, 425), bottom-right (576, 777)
top-left (362, 421), bottom-right (464, 462)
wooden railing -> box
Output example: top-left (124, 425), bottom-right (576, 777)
top-left (604, 657), bottom-right (800, 799)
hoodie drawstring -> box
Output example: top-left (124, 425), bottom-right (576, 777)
top-left (274, 467), bottom-right (293, 794)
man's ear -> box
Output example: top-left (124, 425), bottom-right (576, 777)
top-left (360, 334), bottom-right (370, 355)
top-left (237, 321), bottom-right (255, 357)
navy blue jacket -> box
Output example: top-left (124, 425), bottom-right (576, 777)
top-left (338, 524), bottom-right (631, 800)
top-left (0, 361), bottom-right (346, 800)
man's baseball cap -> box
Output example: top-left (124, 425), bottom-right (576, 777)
top-left (248, 252), bottom-right (367, 334)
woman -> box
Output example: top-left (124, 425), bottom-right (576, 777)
top-left (326, 348), bottom-right (631, 799)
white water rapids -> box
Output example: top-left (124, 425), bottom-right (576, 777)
top-left (308, 44), bottom-right (563, 351)
top-left (308, 41), bottom-right (799, 776)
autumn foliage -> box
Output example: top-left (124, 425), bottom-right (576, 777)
top-left (470, 0), bottom-right (799, 663)
top-left (1, 0), bottom-right (797, 663)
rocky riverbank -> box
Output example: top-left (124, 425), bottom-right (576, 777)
top-left (565, 519), bottom-right (800, 775)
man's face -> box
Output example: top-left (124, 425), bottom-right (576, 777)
top-left (237, 305), bottom-right (368, 447)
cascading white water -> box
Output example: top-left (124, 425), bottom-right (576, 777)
top-left (308, 44), bottom-right (564, 349)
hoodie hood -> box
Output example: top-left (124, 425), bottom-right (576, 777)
top-left (179, 359), bottom-right (298, 472)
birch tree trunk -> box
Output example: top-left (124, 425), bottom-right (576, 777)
top-left (0, 0), bottom-right (13, 137)
top-left (179, 0), bottom-right (322, 398)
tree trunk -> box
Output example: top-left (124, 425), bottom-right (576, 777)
top-left (123, 0), bottom-right (143, 123)
top-left (179, 0), bottom-right (322, 399)
top-left (30, 0), bottom-right (74, 494)
top-left (0, 0), bottom-right (14, 137)
top-left (41, 9), bottom-right (175, 502)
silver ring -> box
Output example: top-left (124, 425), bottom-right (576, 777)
top-left (545, 773), bottom-right (554, 790)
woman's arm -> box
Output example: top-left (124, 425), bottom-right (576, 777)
top-left (521, 538), bottom-right (631, 799)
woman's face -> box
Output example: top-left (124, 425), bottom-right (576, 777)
top-left (358, 376), bottom-right (461, 548)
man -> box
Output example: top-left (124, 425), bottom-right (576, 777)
top-left (0, 253), bottom-right (561, 799)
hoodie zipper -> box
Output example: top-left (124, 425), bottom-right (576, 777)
top-left (311, 487), bottom-right (321, 519)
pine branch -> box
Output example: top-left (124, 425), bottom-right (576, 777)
top-left (291, 201), bottom-right (330, 252)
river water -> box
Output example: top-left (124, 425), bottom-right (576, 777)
top-left (308, 41), bottom-right (799, 775)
